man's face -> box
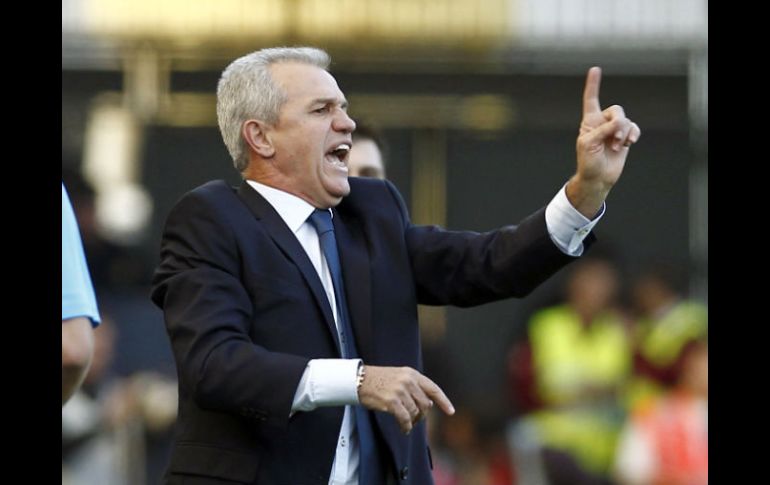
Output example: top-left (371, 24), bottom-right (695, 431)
top-left (267, 62), bottom-right (355, 208)
top-left (348, 138), bottom-right (385, 179)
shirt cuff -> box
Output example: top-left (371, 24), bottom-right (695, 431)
top-left (290, 358), bottom-right (361, 413)
top-left (545, 183), bottom-right (605, 257)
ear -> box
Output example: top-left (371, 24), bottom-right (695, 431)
top-left (243, 120), bottom-right (275, 158)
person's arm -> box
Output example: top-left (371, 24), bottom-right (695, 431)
top-left (398, 190), bottom-right (582, 307)
top-left (62, 184), bottom-right (100, 406)
top-left (62, 317), bottom-right (94, 404)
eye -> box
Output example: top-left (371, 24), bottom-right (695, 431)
top-left (313, 105), bottom-right (331, 114)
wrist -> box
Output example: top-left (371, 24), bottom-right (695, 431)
top-left (566, 175), bottom-right (609, 219)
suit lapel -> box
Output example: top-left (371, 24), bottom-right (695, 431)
top-left (333, 210), bottom-right (375, 361)
top-left (236, 183), bottom-right (342, 354)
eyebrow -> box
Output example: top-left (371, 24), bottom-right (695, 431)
top-left (311, 97), bottom-right (349, 110)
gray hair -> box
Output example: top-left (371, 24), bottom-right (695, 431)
top-left (216, 47), bottom-right (331, 172)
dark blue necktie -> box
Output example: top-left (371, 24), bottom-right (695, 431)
top-left (308, 209), bottom-right (385, 485)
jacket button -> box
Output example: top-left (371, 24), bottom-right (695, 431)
top-left (399, 466), bottom-right (409, 480)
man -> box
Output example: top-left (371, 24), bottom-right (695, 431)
top-left (348, 120), bottom-right (386, 179)
top-left (62, 183), bottom-right (101, 405)
top-left (151, 47), bottom-right (640, 484)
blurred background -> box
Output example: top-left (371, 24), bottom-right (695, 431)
top-left (62, 1), bottom-right (707, 484)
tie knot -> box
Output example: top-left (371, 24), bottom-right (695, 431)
top-left (308, 209), bottom-right (334, 235)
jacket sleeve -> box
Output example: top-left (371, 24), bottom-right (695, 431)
top-left (383, 180), bottom-right (593, 307)
top-left (150, 189), bottom-right (309, 428)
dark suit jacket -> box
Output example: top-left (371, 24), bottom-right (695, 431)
top-left (151, 177), bottom-right (592, 484)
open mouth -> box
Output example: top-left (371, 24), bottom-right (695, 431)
top-left (326, 143), bottom-right (351, 171)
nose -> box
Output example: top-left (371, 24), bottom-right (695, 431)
top-left (334, 110), bottom-right (356, 133)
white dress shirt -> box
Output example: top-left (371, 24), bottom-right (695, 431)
top-left (246, 179), bottom-right (602, 485)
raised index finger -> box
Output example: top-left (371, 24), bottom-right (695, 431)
top-left (583, 66), bottom-right (602, 115)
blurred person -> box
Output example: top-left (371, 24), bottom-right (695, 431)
top-left (63, 183), bottom-right (101, 405)
top-left (63, 171), bottom-right (177, 483)
top-left (626, 265), bottom-right (708, 409)
top-left (349, 119), bottom-right (386, 179)
top-left (151, 46), bottom-right (640, 484)
top-left (511, 257), bottom-right (632, 485)
top-left (64, 166), bottom-right (176, 430)
top-left (614, 338), bottom-right (708, 485)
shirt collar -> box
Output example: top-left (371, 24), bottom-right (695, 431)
top-left (246, 180), bottom-right (331, 233)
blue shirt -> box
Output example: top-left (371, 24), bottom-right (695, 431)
top-left (62, 184), bottom-right (100, 326)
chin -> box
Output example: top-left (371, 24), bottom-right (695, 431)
top-left (325, 192), bottom-right (348, 208)
top-left (328, 179), bottom-right (351, 198)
